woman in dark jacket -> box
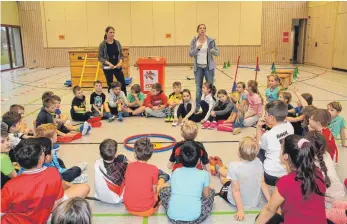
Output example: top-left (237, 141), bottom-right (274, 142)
top-left (98, 26), bottom-right (127, 95)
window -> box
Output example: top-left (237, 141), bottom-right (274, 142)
top-left (1, 25), bottom-right (24, 71)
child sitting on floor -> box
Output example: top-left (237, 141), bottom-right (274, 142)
top-left (190, 82), bottom-right (216, 123)
top-left (255, 135), bottom-right (329, 224)
top-left (265, 74), bottom-right (281, 102)
top-left (1, 138), bottom-right (90, 223)
top-left (108, 81), bottom-right (128, 121)
top-left (278, 92), bottom-right (295, 117)
top-left (42, 91), bottom-right (54, 101)
top-left (309, 109), bottom-right (339, 162)
top-left (144, 83), bottom-right (168, 118)
top-left (202, 89), bottom-right (233, 130)
top-left (256, 100), bottom-right (294, 186)
top-left (213, 137), bottom-right (270, 221)
top-left (243, 80), bottom-right (263, 127)
top-left (90, 80), bottom-right (115, 122)
top-left (160, 141), bottom-right (215, 224)
top-left (70, 86), bottom-right (102, 126)
top-left (52, 198), bottom-right (92, 224)
top-left (125, 84), bottom-right (146, 116)
top-left (166, 81), bottom-right (182, 122)
top-left (94, 139), bottom-right (128, 204)
top-left (168, 121), bottom-right (209, 172)
top-left (9, 104), bottom-right (34, 136)
top-left (172, 89), bottom-right (196, 126)
top-left (123, 138), bottom-right (170, 217)
top-left (327, 101), bottom-right (347, 147)
top-left (216, 96), bottom-right (244, 135)
top-left (1, 122), bottom-right (17, 189)
top-left (230, 81), bottom-right (247, 105)
top-left (35, 124), bottom-right (88, 183)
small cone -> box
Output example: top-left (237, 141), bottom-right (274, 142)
top-left (232, 82), bottom-right (237, 92)
top-left (293, 65), bottom-right (299, 80)
top-left (271, 62), bottom-right (275, 70)
top-left (223, 62), bottom-right (227, 69)
top-left (227, 60), bottom-right (231, 67)
top-left (255, 64), bottom-right (260, 71)
top-left (271, 64), bottom-right (276, 74)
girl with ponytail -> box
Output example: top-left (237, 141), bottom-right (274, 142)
top-left (243, 80), bottom-right (264, 127)
top-left (256, 134), bottom-right (330, 224)
top-left (190, 82), bottom-right (216, 124)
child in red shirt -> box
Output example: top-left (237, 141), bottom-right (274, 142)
top-left (256, 135), bottom-right (329, 224)
top-left (124, 138), bottom-right (170, 216)
top-left (1, 138), bottom-right (90, 224)
top-left (168, 121), bottom-right (209, 171)
top-left (144, 83), bottom-right (168, 118)
top-left (309, 109), bottom-right (339, 162)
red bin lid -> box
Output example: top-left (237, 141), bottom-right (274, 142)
top-left (136, 56), bottom-right (167, 65)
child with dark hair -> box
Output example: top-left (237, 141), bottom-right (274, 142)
top-left (309, 109), bottom-right (338, 162)
top-left (190, 82), bottom-right (216, 123)
top-left (1, 138), bottom-right (90, 223)
top-left (212, 137), bottom-right (270, 221)
top-left (2, 111), bottom-right (29, 150)
top-left (278, 91), bottom-right (295, 117)
top-left (144, 83), bottom-right (168, 118)
top-left (160, 141), bottom-right (215, 224)
top-left (286, 86), bottom-right (312, 135)
top-left (108, 81), bottom-right (128, 121)
top-left (42, 91), bottom-right (54, 101)
top-left (90, 80), bottom-right (115, 122)
top-left (1, 122), bottom-right (17, 188)
top-left (172, 89), bottom-right (196, 126)
top-left (256, 100), bottom-right (294, 186)
top-left (9, 104), bottom-right (34, 136)
top-left (256, 135), bottom-right (330, 224)
top-left (70, 86), bottom-right (102, 126)
top-left (124, 138), bottom-right (169, 216)
top-left (52, 198), bottom-right (92, 224)
top-left (126, 84), bottom-right (145, 116)
top-left (327, 101), bottom-right (347, 147)
top-left (168, 121), bottom-right (209, 171)
top-left (203, 89), bottom-right (234, 129)
top-left (166, 81), bottom-right (182, 122)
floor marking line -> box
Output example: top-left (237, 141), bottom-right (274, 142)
top-left (92, 211), bottom-right (261, 217)
top-left (61, 140), bottom-right (241, 145)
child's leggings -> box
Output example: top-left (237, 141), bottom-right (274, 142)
top-left (189, 101), bottom-right (209, 122)
top-left (176, 103), bottom-right (192, 119)
top-left (71, 112), bottom-right (92, 122)
top-left (243, 110), bottom-right (260, 127)
top-left (159, 186), bottom-right (215, 224)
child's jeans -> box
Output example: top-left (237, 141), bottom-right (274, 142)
top-left (160, 186), bottom-right (215, 224)
top-left (145, 107), bottom-right (167, 118)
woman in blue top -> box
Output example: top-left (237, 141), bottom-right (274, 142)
top-left (160, 141), bottom-right (215, 224)
top-left (189, 24), bottom-right (219, 109)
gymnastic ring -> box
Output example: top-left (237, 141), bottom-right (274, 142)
top-left (123, 133), bottom-right (176, 153)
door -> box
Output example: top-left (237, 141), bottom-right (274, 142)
top-left (0, 25), bottom-right (24, 71)
top-left (297, 19), bottom-right (307, 64)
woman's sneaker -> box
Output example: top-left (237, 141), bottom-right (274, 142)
top-left (71, 174), bottom-right (88, 184)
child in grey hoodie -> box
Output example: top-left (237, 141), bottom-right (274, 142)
top-left (108, 81), bottom-right (128, 121)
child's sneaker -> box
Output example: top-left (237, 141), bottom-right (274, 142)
top-left (90, 121), bottom-right (102, 128)
top-left (165, 115), bottom-right (170, 122)
top-left (87, 116), bottom-right (101, 123)
top-left (108, 115), bottom-right (116, 122)
top-left (71, 174), bottom-right (88, 184)
top-left (209, 121), bottom-right (218, 130)
top-left (77, 162), bottom-right (88, 172)
top-left (232, 128), bottom-right (242, 135)
top-left (202, 121), bottom-right (211, 129)
top-left (53, 143), bottom-right (60, 151)
top-left (172, 121), bottom-right (178, 127)
top-left (169, 116), bottom-right (174, 122)
top-left (214, 156), bottom-right (225, 169)
top-left (72, 132), bottom-right (82, 140)
top-left (57, 136), bottom-right (73, 143)
top-left (217, 124), bottom-right (233, 132)
top-left (81, 121), bottom-right (90, 135)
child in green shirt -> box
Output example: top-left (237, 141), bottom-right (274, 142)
top-left (126, 84), bottom-right (146, 116)
top-left (1, 122), bottom-right (17, 188)
top-left (327, 101), bottom-right (347, 147)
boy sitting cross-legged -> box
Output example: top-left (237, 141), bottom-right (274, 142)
top-left (108, 81), bottom-right (128, 122)
top-left (1, 138), bottom-right (90, 224)
top-left (90, 80), bottom-right (115, 122)
top-left (9, 104), bottom-right (34, 136)
top-left (144, 83), bottom-right (168, 118)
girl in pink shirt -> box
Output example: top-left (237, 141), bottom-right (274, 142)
top-left (243, 80), bottom-right (263, 127)
top-left (256, 135), bottom-right (330, 224)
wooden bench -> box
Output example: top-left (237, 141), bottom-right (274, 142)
top-left (275, 70), bottom-right (293, 89)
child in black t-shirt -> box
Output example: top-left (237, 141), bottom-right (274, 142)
top-left (278, 92), bottom-right (295, 117)
top-left (70, 86), bottom-right (102, 127)
top-left (90, 81), bottom-right (115, 122)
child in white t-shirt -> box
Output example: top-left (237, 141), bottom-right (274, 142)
top-left (256, 100), bottom-right (294, 186)
top-left (212, 137), bottom-right (271, 222)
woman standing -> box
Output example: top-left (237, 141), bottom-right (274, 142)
top-left (189, 24), bottom-right (219, 109)
top-left (98, 26), bottom-right (127, 95)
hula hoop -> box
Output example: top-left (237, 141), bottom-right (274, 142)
top-left (123, 133), bottom-right (176, 153)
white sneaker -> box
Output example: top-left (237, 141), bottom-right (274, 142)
top-left (172, 121), bottom-right (178, 127)
top-left (81, 121), bottom-right (90, 135)
top-left (71, 174), bottom-right (88, 184)
top-left (77, 162), bottom-right (88, 171)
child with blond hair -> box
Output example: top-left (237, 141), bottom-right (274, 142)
top-left (166, 81), bottom-right (182, 122)
top-left (327, 101), bottom-right (347, 147)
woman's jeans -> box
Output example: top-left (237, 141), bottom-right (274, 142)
top-left (194, 67), bottom-right (215, 109)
